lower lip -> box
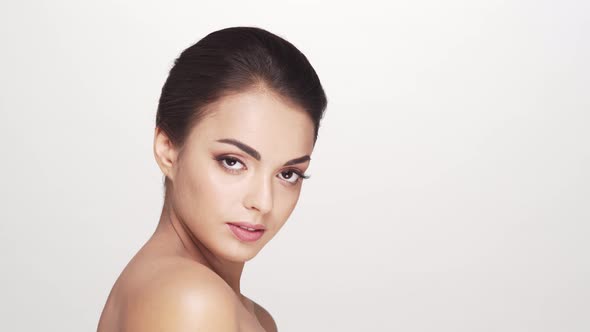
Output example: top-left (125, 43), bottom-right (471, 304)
top-left (227, 224), bottom-right (265, 242)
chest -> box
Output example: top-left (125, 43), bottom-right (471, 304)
top-left (236, 303), bottom-right (268, 332)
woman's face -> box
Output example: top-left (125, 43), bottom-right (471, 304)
top-left (162, 89), bottom-right (315, 262)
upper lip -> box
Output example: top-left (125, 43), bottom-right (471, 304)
top-left (228, 222), bottom-right (266, 230)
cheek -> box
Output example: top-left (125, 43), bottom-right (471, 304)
top-left (174, 158), bottom-right (237, 224)
top-left (272, 185), bottom-right (302, 224)
top-left (204, 167), bottom-right (242, 205)
top-left (191, 163), bottom-right (243, 214)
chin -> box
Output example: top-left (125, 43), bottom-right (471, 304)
top-left (222, 249), bottom-right (260, 263)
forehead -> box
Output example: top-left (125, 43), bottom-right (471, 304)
top-left (188, 89), bottom-right (315, 158)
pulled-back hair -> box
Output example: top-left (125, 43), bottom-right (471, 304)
top-left (155, 26), bottom-right (327, 151)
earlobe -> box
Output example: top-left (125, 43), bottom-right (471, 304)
top-left (153, 127), bottom-right (178, 180)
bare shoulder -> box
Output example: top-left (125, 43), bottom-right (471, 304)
top-left (251, 299), bottom-right (278, 332)
top-left (121, 258), bottom-right (239, 331)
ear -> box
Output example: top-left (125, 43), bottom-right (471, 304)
top-left (153, 127), bottom-right (179, 181)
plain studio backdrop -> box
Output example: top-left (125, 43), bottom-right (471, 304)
top-left (0, 1), bottom-right (588, 331)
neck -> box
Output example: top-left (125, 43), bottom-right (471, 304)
top-left (154, 198), bottom-right (245, 295)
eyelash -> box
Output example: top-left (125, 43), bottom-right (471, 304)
top-left (214, 155), bottom-right (310, 185)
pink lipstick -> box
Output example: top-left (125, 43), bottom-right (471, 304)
top-left (227, 222), bottom-right (265, 242)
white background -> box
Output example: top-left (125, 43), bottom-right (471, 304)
top-left (1, 1), bottom-right (588, 331)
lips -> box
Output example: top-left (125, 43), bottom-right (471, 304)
top-left (227, 222), bottom-right (266, 242)
top-left (227, 221), bottom-right (266, 231)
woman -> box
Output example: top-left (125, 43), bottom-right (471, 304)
top-left (97, 26), bottom-right (327, 331)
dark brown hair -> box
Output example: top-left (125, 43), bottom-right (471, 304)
top-left (155, 26), bottom-right (327, 149)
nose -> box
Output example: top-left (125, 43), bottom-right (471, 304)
top-left (243, 173), bottom-right (273, 215)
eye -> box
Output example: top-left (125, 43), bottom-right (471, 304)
top-left (217, 156), bottom-right (246, 174)
top-left (278, 169), bottom-right (309, 185)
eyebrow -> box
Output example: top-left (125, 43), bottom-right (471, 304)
top-left (216, 138), bottom-right (311, 166)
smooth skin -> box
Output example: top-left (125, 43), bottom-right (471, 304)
top-left (97, 86), bottom-right (316, 331)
